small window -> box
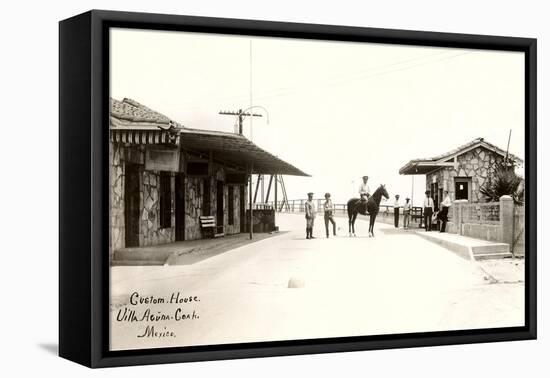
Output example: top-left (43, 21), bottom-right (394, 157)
top-left (159, 172), bottom-right (172, 228)
top-left (228, 186), bottom-right (235, 225)
top-left (187, 161), bottom-right (209, 176)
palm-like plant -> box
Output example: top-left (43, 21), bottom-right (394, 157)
top-left (480, 159), bottom-right (524, 205)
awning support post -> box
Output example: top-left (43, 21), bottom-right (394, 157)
top-left (249, 162), bottom-right (254, 240)
top-left (274, 174), bottom-right (278, 212)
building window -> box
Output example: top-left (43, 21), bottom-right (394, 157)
top-left (187, 161), bottom-right (209, 176)
top-left (159, 172), bottom-right (172, 228)
top-left (228, 186), bottom-right (234, 225)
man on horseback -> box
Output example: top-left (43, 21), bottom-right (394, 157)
top-left (358, 175), bottom-right (371, 201)
top-left (347, 184), bottom-right (389, 237)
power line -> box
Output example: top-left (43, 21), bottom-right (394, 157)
top-left (173, 50), bottom-right (471, 109)
top-left (218, 109), bottom-right (263, 134)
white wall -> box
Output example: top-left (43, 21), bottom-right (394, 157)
top-left (1, 0), bottom-right (547, 377)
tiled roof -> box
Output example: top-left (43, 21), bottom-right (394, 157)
top-left (110, 98), bottom-right (183, 129)
top-left (408, 137), bottom-right (522, 164)
top-left (399, 137), bottom-right (523, 175)
top-left (109, 98), bottom-right (308, 176)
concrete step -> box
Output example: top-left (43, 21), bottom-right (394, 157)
top-left (414, 231), bottom-right (512, 261)
top-left (471, 243), bottom-right (511, 256)
top-left (473, 252), bottom-right (514, 260)
top-left (113, 249), bottom-right (174, 263)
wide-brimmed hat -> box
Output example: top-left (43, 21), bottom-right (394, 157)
top-left (395, 194), bottom-right (400, 198)
top-left (307, 192), bottom-right (314, 196)
top-left (406, 197), bottom-right (410, 200)
top-left (324, 192), bottom-right (331, 197)
top-left (362, 175), bottom-right (369, 179)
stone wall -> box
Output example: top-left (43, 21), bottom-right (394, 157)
top-left (110, 142), bottom-right (125, 253)
top-left (426, 146), bottom-right (504, 203)
top-left (245, 209), bottom-right (275, 233)
top-left (184, 176), bottom-right (204, 240)
top-left (140, 170), bottom-right (175, 246)
top-left (110, 144), bottom-right (247, 249)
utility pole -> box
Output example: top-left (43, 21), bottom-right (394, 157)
top-left (219, 109), bottom-right (263, 135)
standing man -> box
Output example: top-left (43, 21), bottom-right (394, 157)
top-left (358, 175), bottom-right (371, 201)
top-left (393, 194), bottom-right (401, 228)
top-left (423, 190), bottom-right (434, 231)
top-left (323, 192), bottom-right (337, 238)
top-left (438, 190), bottom-right (452, 232)
top-left (305, 192), bottom-right (316, 239)
top-left (403, 197), bottom-right (411, 229)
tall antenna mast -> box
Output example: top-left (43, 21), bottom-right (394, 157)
top-left (505, 129), bottom-right (512, 170)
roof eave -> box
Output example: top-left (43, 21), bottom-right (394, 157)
top-left (399, 161), bottom-right (451, 175)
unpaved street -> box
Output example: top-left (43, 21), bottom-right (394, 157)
top-left (110, 213), bottom-right (524, 350)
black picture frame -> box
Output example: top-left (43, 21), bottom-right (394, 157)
top-left (59, 9), bottom-right (537, 368)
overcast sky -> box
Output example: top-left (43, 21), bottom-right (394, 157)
top-left (111, 28), bottom-right (525, 207)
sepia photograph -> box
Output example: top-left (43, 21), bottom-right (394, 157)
top-left (108, 27), bottom-right (526, 351)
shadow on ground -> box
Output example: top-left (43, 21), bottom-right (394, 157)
top-left (38, 343), bottom-right (58, 355)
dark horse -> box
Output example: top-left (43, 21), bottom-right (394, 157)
top-left (347, 184), bottom-right (389, 237)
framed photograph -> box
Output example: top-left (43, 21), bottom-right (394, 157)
top-left (59, 10), bottom-right (536, 368)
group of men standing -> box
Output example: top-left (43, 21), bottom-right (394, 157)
top-left (304, 191), bottom-right (337, 239)
top-left (392, 189), bottom-right (452, 232)
top-left (304, 175), bottom-right (453, 238)
top-left (421, 190), bottom-right (452, 232)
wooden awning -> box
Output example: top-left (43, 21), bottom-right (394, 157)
top-left (399, 161), bottom-right (455, 175)
top-left (109, 97), bottom-right (308, 176)
top-left (179, 128), bottom-right (309, 176)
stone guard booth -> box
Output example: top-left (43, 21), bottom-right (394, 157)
top-left (399, 138), bottom-right (523, 209)
top-left (110, 98), bottom-right (308, 256)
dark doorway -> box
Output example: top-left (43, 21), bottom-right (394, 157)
top-left (202, 178), bottom-right (211, 215)
top-left (240, 186), bottom-right (246, 232)
top-left (455, 180), bottom-right (469, 200)
top-left (124, 164), bottom-right (140, 247)
top-left (216, 181), bottom-right (224, 229)
top-left (228, 186), bottom-right (235, 225)
top-left (175, 174), bottom-right (186, 241)
top-left (430, 182), bottom-right (439, 211)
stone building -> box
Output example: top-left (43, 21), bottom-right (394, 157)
top-left (399, 138), bottom-right (523, 208)
top-left (110, 98), bottom-right (307, 254)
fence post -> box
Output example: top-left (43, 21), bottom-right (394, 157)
top-left (499, 195), bottom-right (514, 248)
top-left (454, 199), bottom-right (468, 235)
top-left (451, 200), bottom-right (460, 234)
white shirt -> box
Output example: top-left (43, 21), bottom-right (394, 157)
top-left (403, 202), bottom-right (411, 211)
top-left (441, 195), bottom-right (452, 207)
top-left (305, 200), bottom-right (316, 217)
top-left (394, 199), bottom-right (400, 208)
top-left (358, 182), bottom-right (370, 196)
top-left (423, 197), bottom-right (434, 208)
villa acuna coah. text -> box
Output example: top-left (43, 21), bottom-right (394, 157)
top-left (116, 307), bottom-right (200, 323)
